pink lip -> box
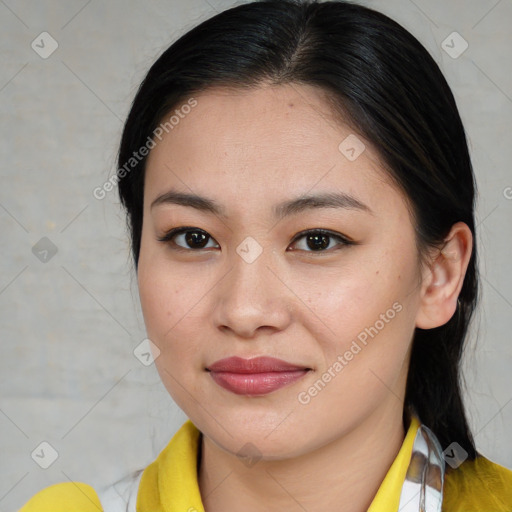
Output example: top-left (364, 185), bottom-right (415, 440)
top-left (206, 356), bottom-right (310, 396)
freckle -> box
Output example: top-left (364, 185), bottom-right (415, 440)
top-left (288, 102), bottom-right (294, 108)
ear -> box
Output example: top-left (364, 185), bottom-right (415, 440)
top-left (415, 222), bottom-right (473, 329)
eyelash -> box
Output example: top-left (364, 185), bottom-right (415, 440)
top-left (157, 227), bottom-right (355, 254)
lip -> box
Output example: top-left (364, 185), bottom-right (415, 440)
top-left (206, 356), bottom-right (311, 396)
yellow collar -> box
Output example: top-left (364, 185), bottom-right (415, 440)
top-left (137, 416), bottom-right (421, 512)
top-left (368, 415), bottom-right (420, 511)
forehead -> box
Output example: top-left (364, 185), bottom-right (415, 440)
top-left (144, 84), bottom-right (401, 217)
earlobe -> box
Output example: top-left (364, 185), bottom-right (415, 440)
top-left (415, 222), bottom-right (472, 329)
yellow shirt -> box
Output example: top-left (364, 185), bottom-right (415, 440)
top-left (19, 417), bottom-right (512, 511)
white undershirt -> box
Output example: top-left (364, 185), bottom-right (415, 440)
top-left (95, 469), bottom-right (143, 512)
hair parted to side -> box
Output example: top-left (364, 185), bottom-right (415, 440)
top-left (117, 0), bottom-right (479, 460)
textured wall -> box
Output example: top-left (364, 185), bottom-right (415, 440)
top-left (1, 1), bottom-right (511, 510)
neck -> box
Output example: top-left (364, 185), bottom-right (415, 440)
top-left (198, 403), bottom-right (406, 512)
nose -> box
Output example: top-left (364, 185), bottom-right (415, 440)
top-left (211, 244), bottom-right (294, 339)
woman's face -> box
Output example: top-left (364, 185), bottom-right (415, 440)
top-left (138, 84), bottom-right (425, 459)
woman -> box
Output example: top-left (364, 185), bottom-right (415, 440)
top-left (20, 0), bottom-right (512, 510)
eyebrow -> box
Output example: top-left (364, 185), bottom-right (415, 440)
top-left (150, 189), bottom-right (373, 219)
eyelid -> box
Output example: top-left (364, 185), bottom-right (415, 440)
top-left (156, 226), bottom-right (219, 248)
top-left (290, 228), bottom-right (354, 245)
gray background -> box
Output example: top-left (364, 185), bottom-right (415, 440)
top-left (1, 0), bottom-right (511, 510)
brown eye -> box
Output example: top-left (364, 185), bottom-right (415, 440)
top-left (289, 229), bottom-right (353, 253)
top-left (157, 227), bottom-right (219, 250)
top-left (157, 227), bottom-right (353, 254)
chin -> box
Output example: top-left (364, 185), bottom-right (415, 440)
top-left (192, 407), bottom-right (327, 461)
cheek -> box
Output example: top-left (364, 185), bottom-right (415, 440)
top-left (138, 259), bottom-right (206, 402)
top-left (138, 243), bottom-right (201, 336)
top-left (303, 258), bottom-right (403, 324)
top-left (309, 252), bottom-right (418, 358)
top-left (137, 252), bottom-right (214, 377)
top-left (299, 286), bottom-right (414, 417)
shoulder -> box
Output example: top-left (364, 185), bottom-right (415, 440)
top-left (443, 454), bottom-right (512, 511)
top-left (18, 482), bottom-right (102, 512)
top-left (18, 469), bottom-right (143, 512)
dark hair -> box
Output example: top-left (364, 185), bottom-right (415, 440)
top-left (117, 0), bottom-right (478, 459)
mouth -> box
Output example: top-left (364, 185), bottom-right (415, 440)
top-left (206, 356), bottom-right (312, 396)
